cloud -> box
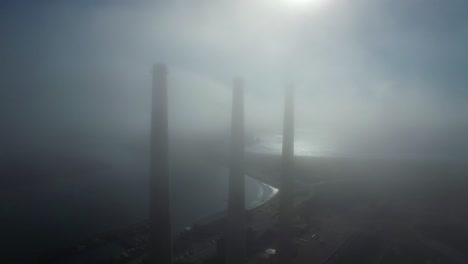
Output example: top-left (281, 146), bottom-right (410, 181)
top-left (2, 0), bottom-right (468, 158)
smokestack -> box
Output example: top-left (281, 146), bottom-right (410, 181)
top-left (278, 85), bottom-right (295, 263)
top-left (226, 78), bottom-right (246, 264)
top-left (149, 64), bottom-right (173, 264)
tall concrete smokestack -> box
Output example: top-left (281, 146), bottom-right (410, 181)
top-left (149, 64), bottom-right (173, 264)
top-left (278, 85), bottom-right (295, 263)
top-left (226, 78), bottom-right (246, 264)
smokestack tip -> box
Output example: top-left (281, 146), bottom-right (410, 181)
top-left (286, 85), bottom-right (294, 99)
top-left (153, 63), bottom-right (167, 74)
top-left (234, 77), bottom-right (244, 88)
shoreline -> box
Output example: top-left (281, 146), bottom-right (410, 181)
top-left (188, 174), bottom-right (279, 229)
top-left (38, 166), bottom-right (281, 263)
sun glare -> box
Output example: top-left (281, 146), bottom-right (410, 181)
top-left (286, 0), bottom-right (327, 7)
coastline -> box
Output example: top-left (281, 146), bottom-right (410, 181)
top-left (37, 165), bottom-right (281, 263)
top-left (189, 174), bottom-right (278, 228)
top-left (247, 176), bottom-right (279, 209)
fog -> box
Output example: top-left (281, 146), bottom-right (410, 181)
top-left (2, 1), bottom-right (468, 262)
top-left (2, 0), bottom-right (468, 162)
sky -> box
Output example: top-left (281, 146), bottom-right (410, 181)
top-left (1, 0), bottom-right (468, 159)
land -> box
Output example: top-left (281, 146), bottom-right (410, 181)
top-left (37, 151), bottom-right (468, 264)
top-left (245, 155), bottom-right (468, 264)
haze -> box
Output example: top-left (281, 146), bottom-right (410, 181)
top-left (1, 0), bottom-right (468, 263)
top-left (2, 0), bottom-right (468, 160)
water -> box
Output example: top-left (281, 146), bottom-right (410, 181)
top-left (247, 130), bottom-right (468, 161)
top-left (247, 130), bottom-right (338, 157)
top-left (0, 147), bottom-right (277, 262)
top-left (6, 129), bottom-right (459, 262)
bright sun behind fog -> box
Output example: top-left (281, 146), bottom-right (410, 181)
top-left (278, 0), bottom-right (330, 11)
top-left (287, 0), bottom-right (327, 5)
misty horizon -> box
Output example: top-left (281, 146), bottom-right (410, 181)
top-left (2, 0), bottom-right (468, 162)
top-left (2, 1), bottom-right (468, 263)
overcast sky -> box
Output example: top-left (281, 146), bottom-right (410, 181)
top-left (1, 0), bottom-right (468, 158)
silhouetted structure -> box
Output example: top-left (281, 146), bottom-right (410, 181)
top-left (226, 78), bottom-right (246, 264)
top-left (149, 64), bottom-right (173, 264)
top-left (278, 86), bottom-right (295, 263)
